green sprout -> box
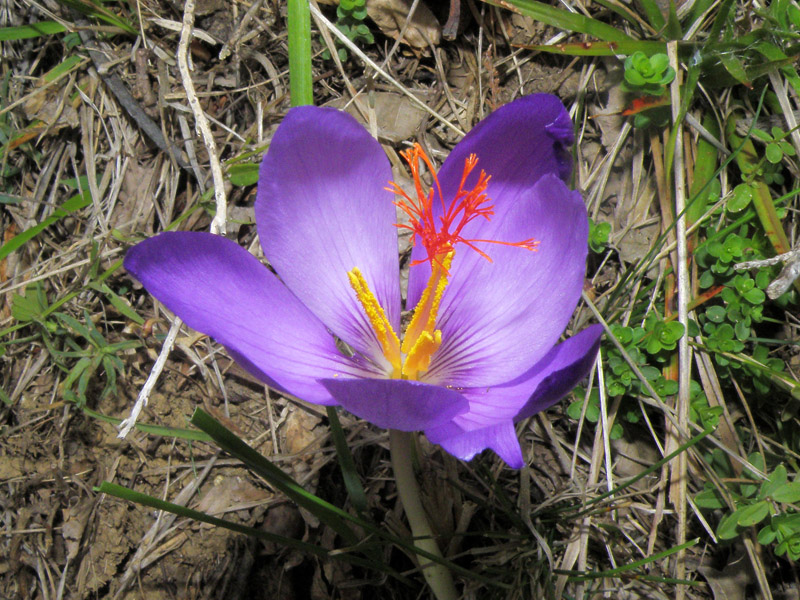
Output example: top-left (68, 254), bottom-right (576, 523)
top-left (322, 0), bottom-right (374, 62)
top-left (623, 52), bottom-right (676, 96)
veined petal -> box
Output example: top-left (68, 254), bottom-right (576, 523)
top-left (124, 232), bottom-right (370, 405)
top-left (424, 325), bottom-right (602, 467)
top-left (426, 420), bottom-right (524, 468)
top-left (408, 93), bottom-right (575, 307)
top-left (424, 174), bottom-right (589, 387)
top-left (321, 378), bottom-right (469, 431)
top-left (257, 106), bottom-right (401, 363)
top-left (513, 324), bottom-right (602, 420)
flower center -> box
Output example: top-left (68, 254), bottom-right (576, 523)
top-left (348, 252), bottom-right (450, 380)
top-left (348, 146), bottom-right (538, 380)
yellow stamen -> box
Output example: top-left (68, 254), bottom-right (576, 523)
top-left (401, 329), bottom-right (442, 380)
top-left (347, 253), bottom-right (453, 381)
top-left (400, 250), bottom-right (455, 355)
top-left (347, 268), bottom-right (402, 377)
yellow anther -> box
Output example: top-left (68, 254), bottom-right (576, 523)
top-left (347, 268), bottom-right (402, 377)
top-left (348, 252), bottom-right (453, 381)
top-left (401, 329), bottom-right (442, 380)
top-left (401, 251), bottom-right (453, 357)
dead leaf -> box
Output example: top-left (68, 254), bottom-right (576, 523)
top-left (22, 81), bottom-right (80, 132)
top-left (62, 500), bottom-right (93, 560)
top-left (336, 92), bottom-right (428, 143)
top-left (283, 408), bottom-right (323, 459)
top-left (697, 552), bottom-right (754, 600)
top-left (366, 0), bottom-right (440, 49)
top-left (194, 475), bottom-right (271, 516)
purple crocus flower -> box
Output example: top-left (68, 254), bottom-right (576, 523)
top-left (124, 94), bottom-right (602, 468)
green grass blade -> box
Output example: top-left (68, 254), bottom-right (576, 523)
top-left (0, 22), bottom-right (67, 41)
top-left (58, 0), bottom-right (137, 34)
top-left (665, 0), bottom-right (682, 40)
top-left (326, 406), bottom-right (368, 514)
top-left (484, 0), bottom-right (635, 42)
top-left (687, 114), bottom-right (720, 228)
top-left (97, 481), bottom-right (414, 583)
top-left (591, 0), bottom-right (644, 30)
top-left (97, 481), bottom-right (332, 556)
top-left (556, 538), bottom-right (699, 580)
top-left (548, 429), bottom-right (711, 518)
top-left (725, 116), bottom-right (795, 258)
top-left (288, 0), bottom-right (313, 106)
top-left (688, 0), bottom-right (717, 31)
top-left (87, 282), bottom-right (144, 324)
top-left (190, 408), bottom-right (359, 545)
top-left (524, 39), bottom-right (668, 57)
top-left (0, 191), bottom-right (92, 260)
top-left (707, 0), bottom-right (735, 42)
top-left (190, 408), bottom-right (504, 587)
top-left (81, 406), bottom-right (213, 441)
top-left (637, 0), bottom-right (665, 31)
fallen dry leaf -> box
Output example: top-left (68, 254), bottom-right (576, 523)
top-left (367, 0), bottom-right (440, 49)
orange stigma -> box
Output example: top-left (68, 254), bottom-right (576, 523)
top-left (387, 143), bottom-right (539, 269)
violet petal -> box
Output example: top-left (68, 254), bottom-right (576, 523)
top-left (514, 324), bottom-right (602, 420)
top-left (425, 420), bottom-right (524, 468)
top-left (423, 174), bottom-right (588, 387)
top-left (424, 325), bottom-right (602, 467)
top-left (124, 232), bottom-right (370, 405)
top-left (257, 106), bottom-right (400, 364)
top-left (321, 378), bottom-right (469, 431)
top-left (408, 93), bottom-right (575, 307)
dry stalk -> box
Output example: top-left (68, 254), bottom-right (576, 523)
top-left (119, 0), bottom-right (230, 438)
top-left (668, 42), bottom-right (690, 598)
top-left (308, 1), bottom-right (464, 137)
top-left (177, 0), bottom-right (227, 236)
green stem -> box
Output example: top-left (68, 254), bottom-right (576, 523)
top-left (287, 0), bottom-right (312, 107)
top-left (389, 430), bottom-right (457, 600)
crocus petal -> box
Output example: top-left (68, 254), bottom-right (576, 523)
top-left (257, 106), bottom-right (401, 364)
top-left (124, 232), bottom-right (370, 405)
top-left (513, 324), bottom-right (602, 420)
top-left (424, 325), bottom-right (602, 467)
top-left (424, 174), bottom-right (588, 387)
top-left (425, 420), bottom-right (524, 468)
top-left (408, 93), bottom-right (575, 307)
top-left (321, 378), bottom-right (469, 431)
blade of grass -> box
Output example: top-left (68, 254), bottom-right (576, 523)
top-left (522, 39), bottom-right (668, 57)
top-left (191, 407), bottom-right (359, 545)
top-left (546, 428), bottom-right (711, 518)
top-left (687, 115), bottom-right (721, 230)
top-left (191, 408), bottom-right (507, 588)
top-left (82, 406), bottom-right (213, 441)
top-left (637, 0), bottom-right (665, 31)
top-left (484, 0), bottom-right (635, 42)
top-left (97, 481), bottom-right (415, 584)
top-left (0, 190), bottom-right (91, 260)
top-left (707, 0), bottom-right (735, 43)
top-left (60, 0), bottom-right (137, 34)
top-left (0, 22), bottom-right (67, 41)
top-left (327, 406), bottom-right (368, 514)
top-left (555, 538), bottom-right (700, 580)
top-left (725, 117), bottom-right (796, 261)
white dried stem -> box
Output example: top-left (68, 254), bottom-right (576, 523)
top-left (177, 0), bottom-right (227, 236)
top-left (118, 0), bottom-right (229, 438)
top-left (668, 41), bottom-right (690, 598)
top-left (735, 246), bottom-right (800, 299)
top-left (117, 317), bottom-right (181, 438)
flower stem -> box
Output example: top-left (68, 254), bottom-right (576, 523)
top-left (389, 430), bottom-right (458, 600)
